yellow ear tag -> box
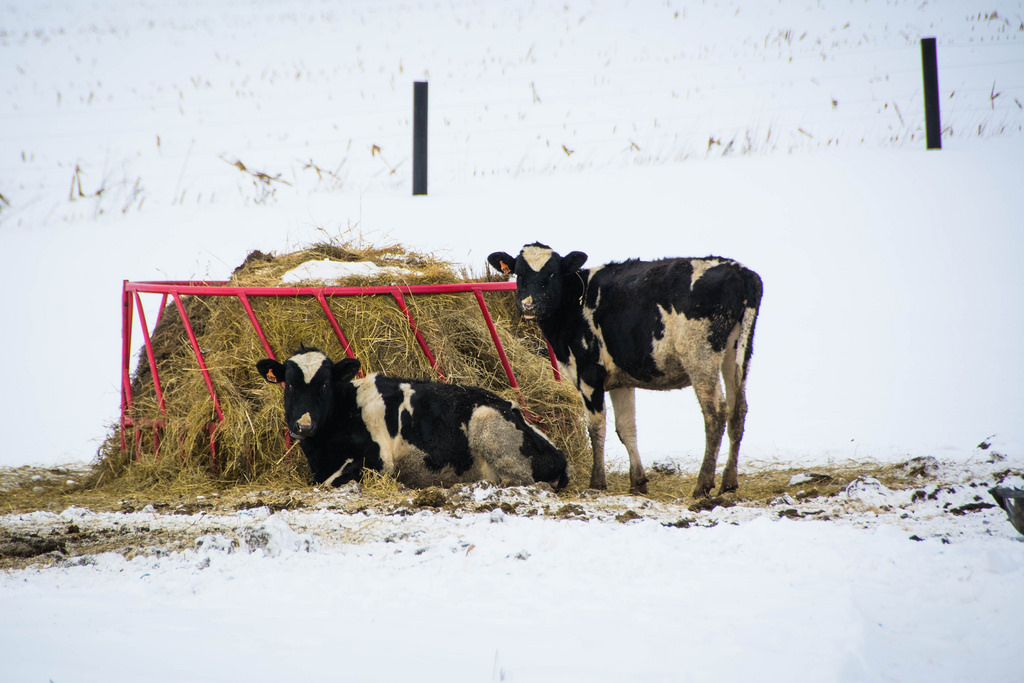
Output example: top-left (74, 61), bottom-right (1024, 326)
top-left (500, 261), bottom-right (511, 275)
top-left (266, 368), bottom-right (277, 383)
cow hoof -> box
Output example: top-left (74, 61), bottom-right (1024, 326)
top-left (718, 482), bottom-right (738, 495)
top-left (630, 476), bottom-right (649, 495)
top-left (589, 475), bottom-right (607, 490)
top-left (692, 482), bottom-right (714, 499)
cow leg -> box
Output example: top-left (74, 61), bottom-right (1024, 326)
top-left (586, 407), bottom-right (608, 490)
top-left (692, 376), bottom-right (727, 498)
top-left (719, 353), bottom-right (746, 494)
top-left (609, 387), bottom-right (647, 494)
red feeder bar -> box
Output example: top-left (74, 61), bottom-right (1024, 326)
top-left (119, 279), bottom-right (562, 472)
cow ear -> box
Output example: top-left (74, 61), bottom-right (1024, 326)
top-left (333, 357), bottom-right (361, 383)
top-left (562, 251), bottom-right (588, 272)
top-left (487, 252), bottom-right (516, 275)
top-left (256, 359), bottom-right (286, 384)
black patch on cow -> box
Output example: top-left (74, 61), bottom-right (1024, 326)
top-left (683, 262), bottom-right (751, 351)
top-left (588, 260), bottom-right (678, 383)
top-left (381, 381), bottom-right (402, 439)
top-left (520, 416), bottom-right (571, 488)
top-left (376, 378), bottom-right (481, 476)
top-left (301, 368), bottom-right (384, 486)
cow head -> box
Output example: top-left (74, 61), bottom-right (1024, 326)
top-left (488, 243), bottom-right (588, 321)
top-left (256, 349), bottom-right (361, 441)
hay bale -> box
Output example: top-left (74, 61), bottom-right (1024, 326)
top-left (98, 239), bottom-right (590, 490)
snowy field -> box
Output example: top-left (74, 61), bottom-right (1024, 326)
top-left (2, 460), bottom-right (1023, 683)
top-left (2, 0), bottom-right (1024, 681)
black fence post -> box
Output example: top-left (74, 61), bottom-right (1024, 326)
top-left (413, 81), bottom-right (428, 195)
top-left (921, 37), bottom-right (941, 150)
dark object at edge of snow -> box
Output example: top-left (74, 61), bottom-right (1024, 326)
top-left (988, 487), bottom-right (1024, 536)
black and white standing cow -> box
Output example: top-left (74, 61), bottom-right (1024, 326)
top-left (488, 243), bottom-right (762, 497)
top-left (256, 348), bottom-right (569, 490)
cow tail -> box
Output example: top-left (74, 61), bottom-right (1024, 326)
top-left (735, 269), bottom-right (763, 386)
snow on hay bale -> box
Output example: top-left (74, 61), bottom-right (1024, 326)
top-left (98, 240), bottom-right (589, 489)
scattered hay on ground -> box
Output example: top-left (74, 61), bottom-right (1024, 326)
top-left (604, 457), bottom-right (946, 506)
top-left (4, 450), bottom-right (1019, 570)
top-left (0, 457), bottom-right (949, 518)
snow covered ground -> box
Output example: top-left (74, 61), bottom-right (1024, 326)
top-left (2, 1), bottom-right (1024, 680)
top-left (3, 454), bottom-right (1023, 682)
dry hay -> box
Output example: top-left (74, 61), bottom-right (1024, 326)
top-left (604, 457), bottom-right (946, 508)
top-left (95, 238), bottom-right (591, 491)
top-left (1, 457), bottom-right (957, 531)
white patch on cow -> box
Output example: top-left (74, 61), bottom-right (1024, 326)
top-left (689, 258), bottom-right (726, 288)
top-left (291, 350), bottom-right (328, 384)
top-left (651, 305), bottom-right (719, 388)
top-left (578, 379), bottom-right (597, 405)
top-left (464, 405), bottom-right (533, 486)
top-left (521, 244), bottom-right (553, 272)
top-left (594, 335), bottom-right (620, 382)
top-left (399, 383), bottom-right (415, 417)
top-left (582, 276), bottom-right (602, 310)
top-left (512, 395), bottom-right (561, 454)
top-left (557, 354), bottom-right (579, 388)
top-left (321, 459), bottom-right (354, 487)
top-left (465, 411), bottom-right (499, 482)
top-left (581, 305), bottom-right (598, 340)
top-left (504, 398), bottom-right (551, 443)
top-left (526, 419), bottom-right (554, 444)
top-left (353, 376), bottom-right (398, 472)
top-left (580, 304), bottom-right (628, 387)
top-left (733, 305), bottom-right (758, 380)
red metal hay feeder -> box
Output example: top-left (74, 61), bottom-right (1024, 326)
top-left (119, 279), bottom-right (560, 474)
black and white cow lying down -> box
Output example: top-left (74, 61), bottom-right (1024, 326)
top-left (256, 349), bottom-right (569, 490)
top-left (488, 243), bottom-right (762, 497)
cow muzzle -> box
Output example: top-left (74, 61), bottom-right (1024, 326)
top-left (519, 299), bottom-right (538, 320)
top-left (290, 412), bottom-right (314, 440)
